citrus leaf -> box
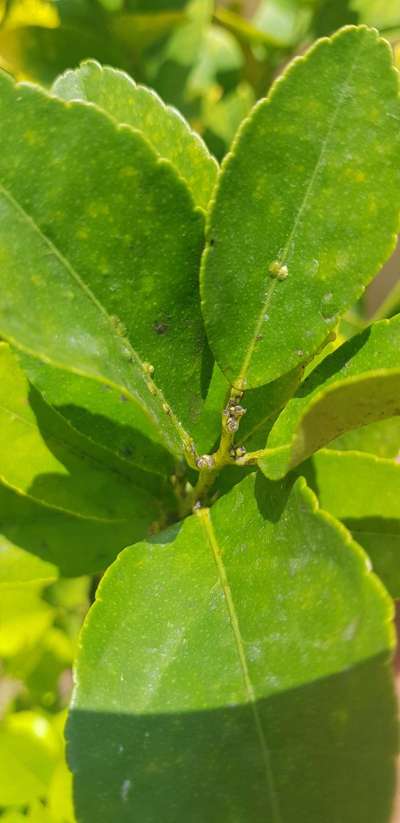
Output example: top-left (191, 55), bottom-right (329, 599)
top-left (330, 417), bottom-right (400, 459)
top-left (305, 448), bottom-right (400, 598)
top-left (0, 541), bottom-right (57, 586)
top-left (201, 26), bottom-right (400, 389)
top-left (239, 367), bottom-right (302, 450)
top-left (0, 480), bottom-right (161, 578)
top-left (0, 70), bottom-right (207, 458)
top-left (0, 345), bottom-right (165, 521)
top-left (18, 353), bottom-right (175, 479)
top-left (0, 583), bottom-right (54, 658)
top-left (0, 24), bottom-right (125, 86)
top-left (0, 711), bottom-right (58, 806)
top-left (68, 472), bottom-right (396, 822)
top-left (258, 316), bottom-right (400, 479)
top-left (52, 60), bottom-right (218, 211)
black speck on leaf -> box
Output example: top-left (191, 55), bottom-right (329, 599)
top-left (154, 321), bottom-right (168, 335)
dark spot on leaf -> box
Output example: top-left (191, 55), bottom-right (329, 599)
top-left (120, 394), bottom-right (129, 403)
top-left (154, 321), bottom-right (168, 335)
top-left (120, 445), bottom-right (133, 458)
top-left (209, 238), bottom-right (216, 247)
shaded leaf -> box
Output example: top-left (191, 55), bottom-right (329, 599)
top-left (0, 477), bottom-right (164, 578)
top-left (0, 345), bottom-right (164, 521)
top-left (259, 316), bottom-right (400, 479)
top-left (52, 60), bottom-right (218, 211)
top-left (0, 24), bottom-right (125, 85)
top-left (68, 473), bottom-right (395, 822)
top-left (201, 26), bottom-right (400, 389)
top-left (19, 353), bottom-right (175, 478)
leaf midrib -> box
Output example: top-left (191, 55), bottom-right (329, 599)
top-left (197, 507), bottom-right (282, 822)
top-left (236, 34), bottom-right (368, 388)
top-left (0, 180), bottom-right (190, 455)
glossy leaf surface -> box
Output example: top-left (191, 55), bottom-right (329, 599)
top-left (0, 70), bottom-right (207, 456)
top-left (201, 26), bottom-right (400, 389)
top-left (306, 449), bottom-right (400, 598)
top-left (68, 473), bottom-right (396, 822)
top-left (259, 317), bottom-right (400, 479)
top-left (52, 60), bottom-right (218, 211)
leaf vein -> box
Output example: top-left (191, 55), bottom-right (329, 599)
top-left (197, 507), bottom-right (282, 822)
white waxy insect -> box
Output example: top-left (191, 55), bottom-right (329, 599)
top-left (196, 454), bottom-right (215, 469)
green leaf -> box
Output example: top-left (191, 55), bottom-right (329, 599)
top-left (68, 473), bottom-right (396, 822)
top-left (0, 24), bottom-right (126, 86)
top-left (19, 353), bottom-right (175, 479)
top-left (0, 711), bottom-right (59, 806)
top-left (0, 541), bottom-right (57, 586)
top-left (354, 0), bottom-right (400, 30)
top-left (48, 757), bottom-right (76, 823)
top-left (252, 0), bottom-right (312, 47)
top-left (258, 316), bottom-right (400, 479)
top-left (201, 26), bottom-right (400, 389)
top-left (125, 0), bottom-right (188, 11)
top-left (0, 476), bottom-right (165, 579)
top-left (330, 417), bottom-right (400, 458)
top-left (304, 448), bottom-right (400, 598)
top-left (0, 583), bottom-right (54, 657)
top-left (0, 344), bottom-right (164, 521)
top-left (52, 60), bottom-right (218, 211)
top-left (0, 70), bottom-right (208, 457)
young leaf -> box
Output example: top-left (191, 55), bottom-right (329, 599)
top-left (52, 60), bottom-right (218, 211)
top-left (258, 316), bottom-right (400, 479)
top-left (0, 70), bottom-right (208, 457)
top-left (201, 26), bottom-right (400, 389)
top-left (68, 473), bottom-right (395, 823)
top-left (0, 345), bottom-right (164, 521)
top-left (305, 449), bottom-right (400, 598)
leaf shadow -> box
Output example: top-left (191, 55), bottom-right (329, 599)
top-left (68, 652), bottom-right (398, 823)
top-left (25, 384), bottom-right (166, 521)
top-left (296, 328), bottom-right (371, 400)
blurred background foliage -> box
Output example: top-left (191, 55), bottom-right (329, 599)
top-left (0, 1), bottom-right (400, 820)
